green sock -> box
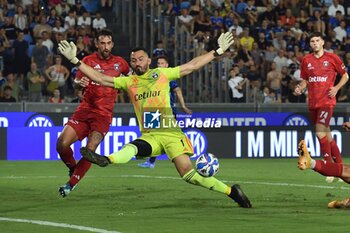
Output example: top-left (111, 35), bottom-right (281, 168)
top-left (182, 169), bottom-right (230, 195)
top-left (108, 144), bottom-right (138, 164)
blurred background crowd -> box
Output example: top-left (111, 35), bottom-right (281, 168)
top-left (0, 0), bottom-right (350, 104)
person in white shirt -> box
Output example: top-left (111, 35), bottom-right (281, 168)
top-left (333, 20), bottom-right (347, 42)
top-left (228, 66), bottom-right (247, 102)
top-left (328, 0), bottom-right (345, 17)
top-left (42, 31), bottom-right (54, 54)
top-left (92, 12), bottom-right (107, 31)
top-left (64, 10), bottom-right (76, 29)
top-left (77, 11), bottom-right (91, 28)
top-left (52, 19), bottom-right (66, 34)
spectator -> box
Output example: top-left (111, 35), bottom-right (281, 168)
top-left (31, 37), bottom-right (51, 73)
top-left (64, 10), bottom-right (76, 30)
top-left (45, 55), bottom-right (69, 95)
top-left (75, 35), bottom-right (89, 60)
top-left (328, 10), bottom-right (344, 29)
top-left (72, 0), bottom-right (87, 16)
top-left (280, 9), bottom-right (296, 29)
top-left (77, 11), bottom-right (91, 28)
top-left (92, 12), bottom-right (107, 31)
top-left (1, 73), bottom-right (19, 101)
top-left (274, 0), bottom-right (287, 19)
top-left (46, 8), bottom-right (59, 27)
top-left (193, 10), bottom-right (211, 34)
top-left (245, 0), bottom-right (258, 26)
top-left (239, 27), bottom-right (254, 51)
top-left (259, 19), bottom-right (274, 42)
top-left (152, 40), bottom-right (167, 59)
top-left (178, 8), bottom-right (194, 34)
top-left (281, 65), bottom-right (293, 102)
top-left (52, 19), bottom-right (66, 34)
top-left (228, 66), bottom-right (247, 103)
top-left (2, 17), bottom-right (17, 41)
top-left (263, 86), bottom-right (277, 104)
top-left (272, 33), bottom-right (287, 50)
top-left (27, 61), bottom-right (45, 102)
top-left (328, 0), bottom-right (345, 17)
top-left (48, 88), bottom-right (65, 103)
top-left (273, 49), bottom-right (288, 72)
top-left (13, 5), bottom-right (28, 31)
top-left (333, 20), bottom-right (347, 43)
top-left (42, 30), bottom-right (54, 54)
top-left (33, 15), bottom-right (53, 39)
top-left (228, 18), bottom-right (243, 36)
top-left (258, 3), bottom-right (275, 23)
top-left (55, 0), bottom-right (71, 18)
top-left (296, 9), bottom-right (310, 32)
top-left (12, 30), bottom-right (30, 88)
top-left (0, 85), bottom-right (16, 102)
top-left (311, 10), bottom-right (326, 36)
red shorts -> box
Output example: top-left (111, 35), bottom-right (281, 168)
top-left (66, 109), bottom-right (112, 141)
top-left (309, 107), bottom-right (334, 127)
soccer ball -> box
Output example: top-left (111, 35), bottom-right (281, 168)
top-left (195, 153), bottom-right (219, 177)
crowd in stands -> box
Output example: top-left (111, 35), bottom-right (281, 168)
top-left (0, 0), bottom-right (110, 103)
top-left (154, 0), bottom-right (350, 103)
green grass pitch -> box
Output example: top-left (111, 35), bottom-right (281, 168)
top-left (1, 158), bottom-right (350, 233)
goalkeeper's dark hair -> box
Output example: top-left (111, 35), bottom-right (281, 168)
top-left (95, 29), bottom-right (113, 40)
top-left (131, 47), bottom-right (149, 57)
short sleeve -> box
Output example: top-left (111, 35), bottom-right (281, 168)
top-left (114, 76), bottom-right (129, 90)
top-left (159, 67), bottom-right (180, 81)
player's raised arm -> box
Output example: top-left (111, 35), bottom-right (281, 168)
top-left (58, 40), bottom-right (115, 88)
top-left (179, 32), bottom-right (234, 77)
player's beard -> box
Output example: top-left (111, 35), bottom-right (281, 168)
top-left (101, 49), bottom-right (111, 59)
top-left (134, 66), bottom-right (146, 75)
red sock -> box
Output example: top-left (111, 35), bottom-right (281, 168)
top-left (69, 158), bottom-right (92, 187)
top-left (319, 136), bottom-right (332, 162)
top-left (314, 160), bottom-right (343, 177)
top-left (59, 146), bottom-right (76, 169)
top-left (330, 140), bottom-right (343, 164)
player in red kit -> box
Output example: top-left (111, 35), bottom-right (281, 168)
top-left (294, 32), bottom-right (349, 185)
top-left (57, 29), bottom-right (130, 197)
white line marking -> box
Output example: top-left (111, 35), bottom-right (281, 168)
top-left (1, 174), bottom-right (349, 190)
top-left (0, 217), bottom-right (122, 233)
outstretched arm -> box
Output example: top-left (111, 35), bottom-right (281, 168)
top-left (179, 32), bottom-right (234, 77)
top-left (58, 40), bottom-right (115, 88)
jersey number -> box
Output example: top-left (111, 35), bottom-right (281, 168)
top-left (319, 111), bottom-right (329, 124)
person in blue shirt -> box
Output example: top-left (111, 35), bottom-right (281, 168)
top-left (138, 55), bottom-right (192, 168)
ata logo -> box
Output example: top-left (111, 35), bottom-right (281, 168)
top-left (25, 114), bottom-right (54, 127)
top-left (283, 114), bottom-right (309, 126)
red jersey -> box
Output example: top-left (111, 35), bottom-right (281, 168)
top-left (300, 51), bottom-right (346, 109)
top-left (75, 52), bottom-right (130, 119)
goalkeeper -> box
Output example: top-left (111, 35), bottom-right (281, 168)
top-left (58, 32), bottom-right (252, 208)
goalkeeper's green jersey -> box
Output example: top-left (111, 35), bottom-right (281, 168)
top-left (113, 67), bottom-right (182, 133)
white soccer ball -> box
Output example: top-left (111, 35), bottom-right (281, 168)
top-left (195, 153), bottom-right (219, 177)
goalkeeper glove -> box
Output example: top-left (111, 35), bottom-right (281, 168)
top-left (58, 40), bottom-right (80, 65)
top-left (214, 32), bottom-right (234, 56)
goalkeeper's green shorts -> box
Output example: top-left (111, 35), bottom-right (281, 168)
top-left (138, 131), bottom-right (194, 160)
